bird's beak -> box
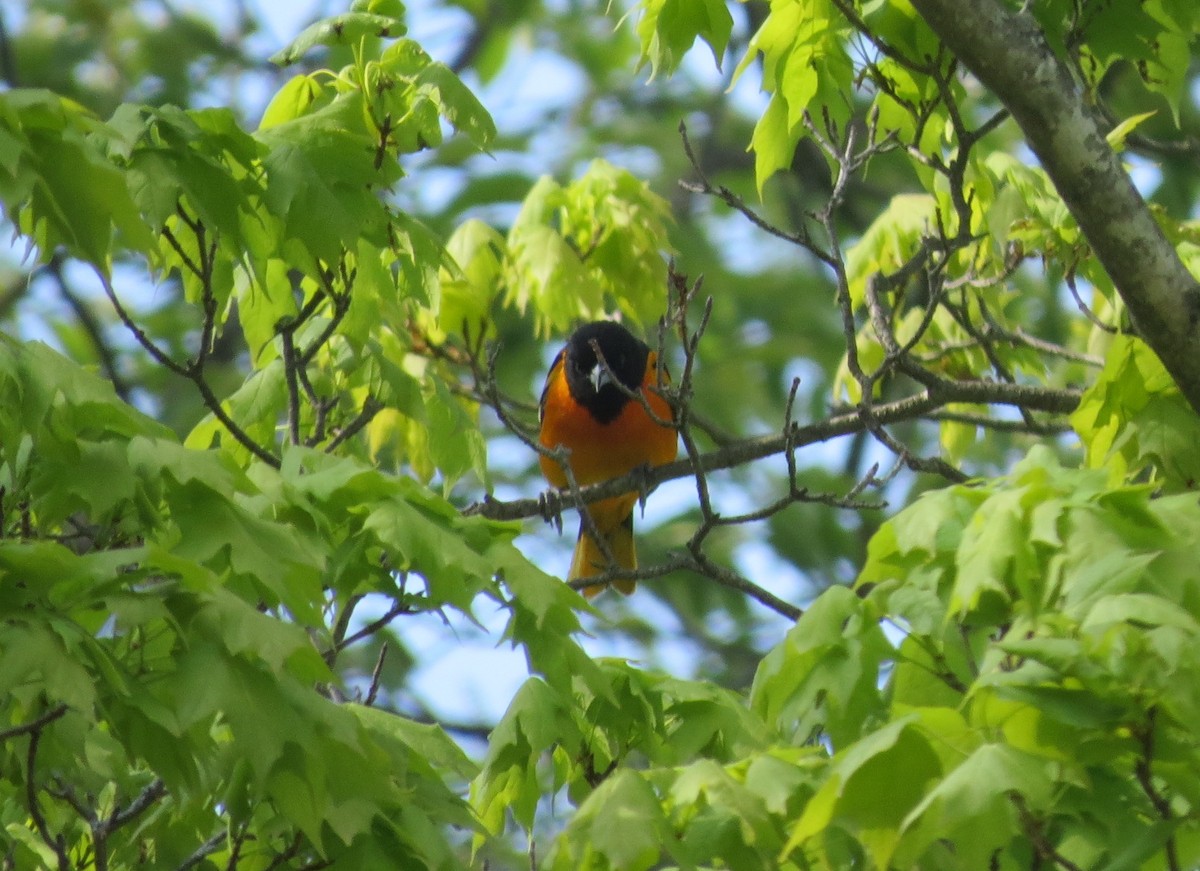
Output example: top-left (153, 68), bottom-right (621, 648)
top-left (589, 363), bottom-right (613, 394)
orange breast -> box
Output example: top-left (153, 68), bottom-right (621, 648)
top-left (538, 364), bottom-right (676, 490)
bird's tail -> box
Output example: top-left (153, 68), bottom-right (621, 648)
top-left (569, 510), bottom-right (636, 597)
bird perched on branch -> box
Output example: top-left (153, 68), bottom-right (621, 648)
top-left (538, 320), bottom-right (677, 596)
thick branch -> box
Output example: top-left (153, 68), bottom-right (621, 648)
top-left (469, 381), bottom-right (1080, 522)
top-left (909, 0), bottom-right (1200, 415)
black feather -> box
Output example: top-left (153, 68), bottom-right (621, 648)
top-left (560, 321), bottom-right (651, 425)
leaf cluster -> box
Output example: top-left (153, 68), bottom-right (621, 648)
top-left (478, 449), bottom-right (1200, 870)
top-left (2, 0), bottom-right (1200, 868)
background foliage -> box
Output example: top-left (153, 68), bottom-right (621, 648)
top-left (2, 0), bottom-right (1200, 868)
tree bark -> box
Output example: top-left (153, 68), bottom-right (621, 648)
top-left (910, 0), bottom-right (1200, 415)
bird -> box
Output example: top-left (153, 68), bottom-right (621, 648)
top-left (537, 320), bottom-right (678, 597)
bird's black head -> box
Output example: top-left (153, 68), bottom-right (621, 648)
top-left (562, 321), bottom-right (651, 425)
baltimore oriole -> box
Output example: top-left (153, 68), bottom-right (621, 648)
top-left (538, 321), bottom-right (677, 596)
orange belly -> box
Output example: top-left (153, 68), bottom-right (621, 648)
top-left (538, 375), bottom-right (676, 592)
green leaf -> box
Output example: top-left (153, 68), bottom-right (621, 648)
top-left (632, 0), bottom-right (735, 78)
top-left (660, 757), bottom-right (786, 866)
top-left (495, 543), bottom-right (605, 699)
top-left (1105, 110), bottom-right (1157, 152)
top-left (237, 259), bottom-right (300, 361)
top-left (29, 440), bottom-right (135, 523)
top-left (390, 211), bottom-right (454, 309)
top-left (362, 484), bottom-right (495, 610)
top-left (1075, 0), bottom-right (1191, 121)
top-left (0, 620), bottom-right (97, 712)
top-left (1071, 335), bottom-right (1200, 491)
top-left (197, 585), bottom-right (330, 677)
top-left (951, 488), bottom-right (1030, 618)
top-left (270, 13), bottom-right (408, 66)
top-left (897, 743), bottom-right (1052, 865)
top-left (404, 54), bottom-right (497, 149)
top-left (732, 0), bottom-right (853, 193)
top-left (349, 704), bottom-right (478, 781)
top-left (351, 0), bottom-right (407, 13)
top-left (166, 478), bottom-right (325, 621)
top-left (890, 634), bottom-right (968, 709)
top-left (0, 90), bottom-right (154, 268)
top-left (939, 413), bottom-right (978, 463)
top-left (742, 749), bottom-right (822, 818)
top-left (259, 74), bottom-right (327, 129)
top-left (751, 585), bottom-right (890, 748)
top-left (258, 99), bottom-right (389, 261)
top-left (474, 678), bottom-right (574, 834)
top-left (1081, 592), bottom-right (1200, 634)
top-left (4, 822), bottom-right (62, 867)
top-left (551, 769), bottom-right (671, 871)
top-left (506, 221), bottom-right (605, 333)
top-left (436, 218), bottom-right (505, 338)
top-left (423, 378), bottom-right (488, 490)
top-left (505, 161), bottom-right (673, 335)
top-left (784, 716), bottom-right (942, 868)
top-left (845, 194), bottom-right (937, 308)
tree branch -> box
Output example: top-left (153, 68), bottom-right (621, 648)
top-left (908, 0), bottom-right (1200, 415)
top-left (0, 704), bottom-right (68, 742)
top-left (1134, 708), bottom-right (1179, 871)
top-left (106, 778), bottom-right (167, 834)
top-left (468, 380), bottom-right (1080, 523)
top-left (177, 831), bottom-right (228, 871)
top-left (26, 725), bottom-right (70, 870)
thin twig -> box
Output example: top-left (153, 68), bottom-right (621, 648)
top-left (324, 396), bottom-right (383, 454)
top-left (1064, 270), bottom-right (1119, 333)
top-left (679, 122), bottom-right (837, 267)
top-left (95, 267), bottom-right (189, 378)
top-left (106, 779), bottom-right (168, 833)
top-left (26, 727), bottom-right (70, 870)
top-left (177, 831), bottom-right (229, 871)
top-left (1011, 795), bottom-right (1085, 871)
top-left (95, 260), bottom-right (281, 468)
top-left (365, 643), bottom-right (389, 707)
top-left (281, 328), bottom-right (304, 447)
top-left (0, 704), bottom-right (68, 742)
top-left (330, 599), bottom-right (412, 657)
top-left (190, 370), bottom-right (282, 468)
top-left (1134, 709), bottom-right (1179, 871)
